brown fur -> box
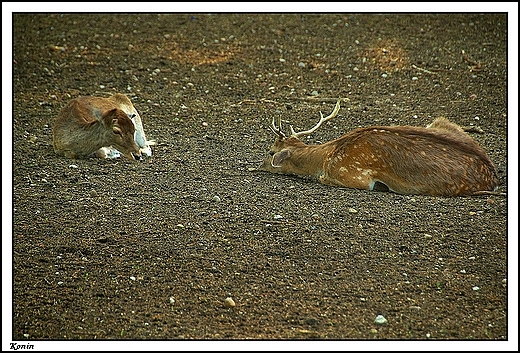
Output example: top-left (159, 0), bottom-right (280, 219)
top-left (53, 97), bottom-right (140, 160)
top-left (260, 117), bottom-right (499, 197)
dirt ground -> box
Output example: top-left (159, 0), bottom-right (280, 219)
top-left (8, 12), bottom-right (513, 348)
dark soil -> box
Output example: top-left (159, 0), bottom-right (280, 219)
top-left (10, 13), bottom-right (510, 345)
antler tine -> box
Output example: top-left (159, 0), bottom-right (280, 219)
top-left (291, 99), bottom-right (342, 138)
top-left (269, 115), bottom-right (287, 138)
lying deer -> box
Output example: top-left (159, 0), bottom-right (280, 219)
top-left (259, 100), bottom-right (499, 196)
top-left (53, 93), bottom-right (155, 160)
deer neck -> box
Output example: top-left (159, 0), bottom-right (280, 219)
top-left (75, 121), bottom-right (112, 156)
top-left (287, 142), bottom-right (333, 177)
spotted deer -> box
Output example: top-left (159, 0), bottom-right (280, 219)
top-left (259, 100), bottom-right (499, 196)
top-left (52, 93), bottom-right (155, 160)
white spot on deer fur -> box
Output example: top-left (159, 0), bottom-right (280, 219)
top-left (339, 167), bottom-right (348, 173)
top-left (362, 169), bottom-right (373, 176)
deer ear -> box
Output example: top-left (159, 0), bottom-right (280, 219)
top-left (271, 150), bottom-right (291, 167)
top-left (101, 109), bottom-right (118, 127)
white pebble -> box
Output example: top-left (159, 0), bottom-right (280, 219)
top-left (374, 315), bottom-right (387, 324)
top-left (224, 297), bottom-right (235, 308)
top-left (130, 276), bottom-right (136, 281)
top-left (169, 297), bottom-right (175, 305)
top-left (274, 214), bottom-right (283, 220)
top-left (412, 77), bottom-right (418, 81)
top-left (69, 164), bottom-right (78, 169)
top-left (348, 208), bottom-right (358, 214)
top-left (212, 196), bottom-right (221, 202)
top-left (472, 286), bottom-right (480, 291)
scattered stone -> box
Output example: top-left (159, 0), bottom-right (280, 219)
top-left (348, 207), bottom-right (358, 214)
top-left (274, 214), bottom-right (283, 220)
top-left (212, 195), bottom-right (221, 202)
top-left (224, 297), bottom-right (235, 308)
top-left (374, 315), bottom-right (387, 324)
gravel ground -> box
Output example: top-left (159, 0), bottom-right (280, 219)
top-left (5, 7), bottom-right (517, 351)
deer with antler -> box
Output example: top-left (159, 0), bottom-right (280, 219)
top-left (259, 100), bottom-right (499, 196)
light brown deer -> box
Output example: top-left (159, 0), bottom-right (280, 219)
top-left (259, 100), bottom-right (499, 196)
top-left (53, 93), bottom-right (154, 160)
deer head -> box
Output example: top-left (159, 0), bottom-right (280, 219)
top-left (260, 100), bottom-right (342, 174)
top-left (101, 108), bottom-right (141, 160)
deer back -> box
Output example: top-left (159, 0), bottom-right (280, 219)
top-left (322, 124), bottom-right (498, 196)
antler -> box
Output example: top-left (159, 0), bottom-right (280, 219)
top-left (269, 115), bottom-right (287, 138)
top-left (290, 99), bottom-right (342, 138)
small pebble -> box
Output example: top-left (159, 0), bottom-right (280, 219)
top-left (212, 196), bottom-right (221, 202)
top-left (274, 214), bottom-right (283, 220)
top-left (348, 208), bottom-right (358, 214)
top-left (224, 297), bottom-right (235, 308)
top-left (130, 276), bottom-right (136, 281)
top-left (374, 315), bottom-right (387, 324)
top-left (169, 297), bottom-right (175, 305)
